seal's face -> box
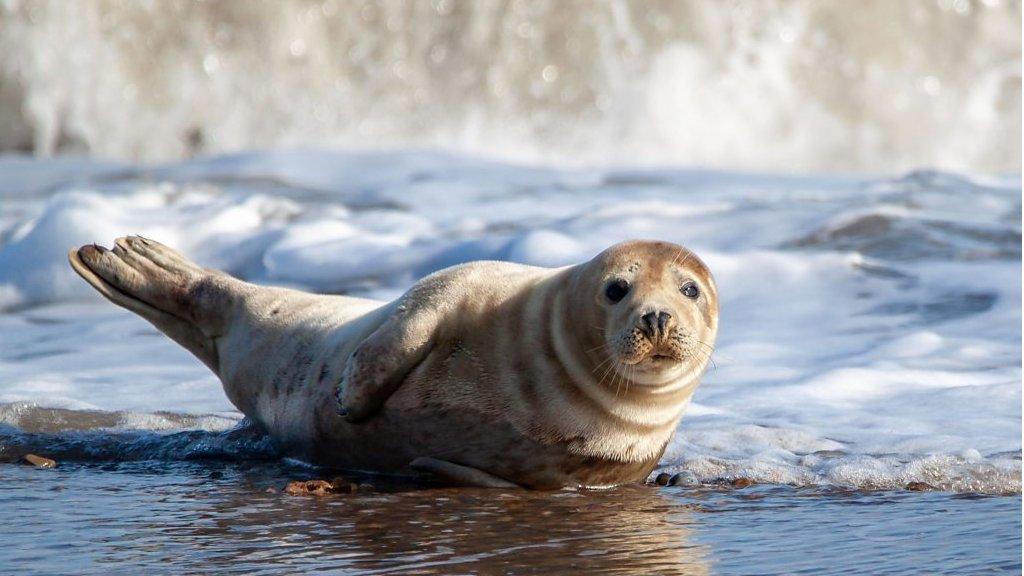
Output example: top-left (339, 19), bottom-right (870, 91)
top-left (575, 240), bottom-right (718, 386)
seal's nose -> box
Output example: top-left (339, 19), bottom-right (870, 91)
top-left (640, 311), bottom-right (673, 339)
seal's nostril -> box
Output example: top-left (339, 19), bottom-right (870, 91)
top-left (640, 312), bottom-right (658, 337)
top-left (657, 311), bottom-right (672, 333)
top-left (640, 310), bottom-right (673, 338)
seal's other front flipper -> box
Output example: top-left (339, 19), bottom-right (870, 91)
top-left (410, 457), bottom-right (522, 488)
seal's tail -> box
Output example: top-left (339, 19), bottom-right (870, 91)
top-left (68, 236), bottom-right (230, 371)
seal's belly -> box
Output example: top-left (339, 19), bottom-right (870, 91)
top-left (307, 379), bottom-right (570, 487)
top-left (304, 342), bottom-right (660, 488)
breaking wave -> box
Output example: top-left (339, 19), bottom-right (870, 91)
top-left (0, 1), bottom-right (1019, 172)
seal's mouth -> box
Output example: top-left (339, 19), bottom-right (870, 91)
top-left (628, 348), bottom-right (684, 368)
top-left (610, 327), bottom-right (688, 368)
top-left (644, 352), bottom-right (682, 366)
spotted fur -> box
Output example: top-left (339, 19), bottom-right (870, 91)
top-left (69, 237), bottom-right (718, 488)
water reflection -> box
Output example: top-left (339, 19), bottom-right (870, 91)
top-left (2, 463), bottom-right (1019, 575)
top-left (147, 478), bottom-right (710, 574)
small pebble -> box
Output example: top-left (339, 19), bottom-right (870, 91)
top-left (654, 473), bottom-right (671, 486)
top-left (730, 477), bottom-right (754, 489)
top-left (20, 454), bottom-right (57, 469)
top-left (328, 476), bottom-right (360, 493)
top-left (668, 473), bottom-right (688, 486)
top-left (334, 482), bottom-right (360, 494)
top-left (905, 481), bottom-right (935, 491)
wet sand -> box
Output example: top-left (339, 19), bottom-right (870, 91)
top-left (0, 460), bottom-right (1018, 575)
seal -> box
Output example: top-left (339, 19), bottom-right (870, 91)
top-left (69, 236), bottom-right (718, 488)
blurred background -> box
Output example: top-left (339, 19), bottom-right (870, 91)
top-left (0, 0), bottom-right (1020, 173)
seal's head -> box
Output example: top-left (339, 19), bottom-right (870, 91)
top-left (570, 240), bottom-right (718, 387)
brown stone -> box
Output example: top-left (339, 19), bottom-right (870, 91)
top-left (20, 454), bottom-right (57, 468)
top-left (284, 479), bottom-right (334, 495)
top-left (905, 481), bottom-right (935, 491)
top-left (730, 477), bottom-right (754, 488)
top-left (283, 477), bottom-right (361, 496)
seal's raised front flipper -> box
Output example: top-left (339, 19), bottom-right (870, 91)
top-left (335, 272), bottom-right (462, 422)
top-left (336, 308), bottom-right (437, 422)
top-left (410, 457), bottom-right (522, 488)
top-left (68, 236), bottom-right (239, 372)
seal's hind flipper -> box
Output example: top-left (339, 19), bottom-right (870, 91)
top-left (410, 457), bottom-right (521, 489)
top-left (68, 236), bottom-right (232, 371)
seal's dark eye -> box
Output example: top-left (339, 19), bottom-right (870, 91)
top-left (605, 279), bottom-right (630, 303)
top-left (681, 282), bottom-right (700, 299)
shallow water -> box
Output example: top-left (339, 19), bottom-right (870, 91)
top-left (0, 416), bottom-right (1019, 573)
top-left (0, 151), bottom-right (1020, 571)
top-left (0, 460), bottom-right (1018, 575)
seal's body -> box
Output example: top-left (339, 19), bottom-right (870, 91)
top-left (70, 237), bottom-right (717, 489)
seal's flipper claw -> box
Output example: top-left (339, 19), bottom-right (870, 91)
top-left (340, 400), bottom-right (373, 423)
top-left (337, 336), bottom-right (429, 423)
top-left (333, 381), bottom-right (354, 419)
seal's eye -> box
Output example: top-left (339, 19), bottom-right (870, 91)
top-left (681, 282), bottom-right (700, 299)
top-left (605, 279), bottom-right (630, 303)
